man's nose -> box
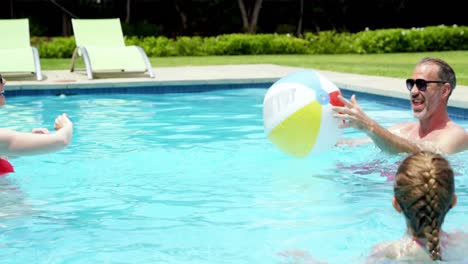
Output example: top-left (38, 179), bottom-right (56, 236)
top-left (409, 84), bottom-right (420, 94)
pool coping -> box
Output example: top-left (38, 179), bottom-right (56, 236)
top-left (4, 64), bottom-right (468, 117)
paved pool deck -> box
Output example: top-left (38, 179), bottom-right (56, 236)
top-left (4, 64), bottom-right (468, 109)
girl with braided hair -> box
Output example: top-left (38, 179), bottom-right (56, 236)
top-left (367, 151), bottom-right (468, 262)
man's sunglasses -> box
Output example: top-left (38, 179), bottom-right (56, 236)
top-left (406, 78), bottom-right (446, 91)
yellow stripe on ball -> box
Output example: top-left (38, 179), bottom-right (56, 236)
top-left (268, 101), bottom-right (322, 158)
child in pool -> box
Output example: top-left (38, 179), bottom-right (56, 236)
top-left (366, 151), bottom-right (468, 262)
top-left (0, 74), bottom-right (73, 175)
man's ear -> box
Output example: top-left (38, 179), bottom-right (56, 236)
top-left (451, 194), bottom-right (457, 208)
top-left (442, 83), bottom-right (452, 98)
top-left (392, 196), bottom-right (402, 213)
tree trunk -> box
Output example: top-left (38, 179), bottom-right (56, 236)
top-left (296, 0), bottom-right (303, 36)
top-left (9, 0), bottom-right (14, 18)
top-left (125, 0), bottom-right (131, 23)
top-left (249, 0), bottom-right (262, 33)
top-left (237, 0), bottom-right (263, 33)
top-left (62, 13), bottom-right (72, 36)
top-left (237, 0), bottom-right (249, 31)
top-left (174, 0), bottom-right (189, 35)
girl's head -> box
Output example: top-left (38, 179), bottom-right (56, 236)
top-left (392, 151), bottom-right (456, 261)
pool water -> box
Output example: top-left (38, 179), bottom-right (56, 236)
top-left (1, 89), bottom-right (468, 264)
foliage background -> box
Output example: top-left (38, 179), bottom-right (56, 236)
top-left (1, 0), bottom-right (467, 37)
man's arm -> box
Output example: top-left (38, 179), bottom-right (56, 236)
top-left (336, 137), bottom-right (372, 146)
top-left (332, 95), bottom-right (420, 154)
top-left (364, 119), bottom-right (420, 153)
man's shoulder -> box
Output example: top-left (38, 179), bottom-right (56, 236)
top-left (448, 120), bottom-right (468, 132)
top-left (445, 121), bottom-right (468, 140)
top-left (437, 121), bottom-right (468, 153)
top-left (388, 121), bottom-right (417, 132)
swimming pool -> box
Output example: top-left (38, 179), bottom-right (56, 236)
top-left (1, 88), bottom-right (468, 263)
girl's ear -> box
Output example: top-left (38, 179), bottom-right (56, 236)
top-left (392, 196), bottom-right (402, 213)
top-left (451, 194), bottom-right (458, 208)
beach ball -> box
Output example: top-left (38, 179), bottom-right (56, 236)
top-left (263, 70), bottom-right (344, 158)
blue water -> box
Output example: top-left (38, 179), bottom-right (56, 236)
top-left (1, 89), bottom-right (468, 264)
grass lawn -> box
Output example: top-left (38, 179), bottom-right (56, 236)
top-left (41, 50), bottom-right (468, 86)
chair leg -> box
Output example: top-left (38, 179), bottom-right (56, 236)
top-left (32, 47), bottom-right (43, 81)
top-left (135, 46), bottom-right (155, 79)
top-left (70, 48), bottom-right (78, 72)
top-left (79, 47), bottom-right (94, 80)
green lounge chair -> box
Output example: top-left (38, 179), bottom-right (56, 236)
top-left (0, 19), bottom-right (43, 80)
top-left (70, 18), bottom-right (155, 79)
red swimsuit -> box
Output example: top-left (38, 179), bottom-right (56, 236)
top-left (0, 158), bottom-right (14, 176)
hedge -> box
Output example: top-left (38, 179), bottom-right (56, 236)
top-left (33, 25), bottom-right (467, 58)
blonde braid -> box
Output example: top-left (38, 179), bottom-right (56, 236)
top-left (394, 151), bottom-right (454, 261)
top-left (422, 166), bottom-right (442, 260)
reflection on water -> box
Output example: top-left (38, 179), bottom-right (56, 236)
top-left (0, 177), bottom-right (34, 226)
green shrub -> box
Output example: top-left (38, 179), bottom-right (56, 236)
top-left (174, 36), bottom-right (207, 56)
top-left (269, 34), bottom-right (309, 54)
top-left (31, 24), bottom-right (468, 58)
top-left (36, 37), bottom-right (76, 58)
top-left (354, 28), bottom-right (407, 54)
top-left (305, 31), bottom-right (355, 54)
top-left (126, 36), bottom-right (177, 57)
top-left (209, 34), bottom-right (308, 55)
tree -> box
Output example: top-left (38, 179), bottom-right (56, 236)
top-left (296, 0), bottom-right (303, 36)
top-left (174, 0), bottom-right (189, 35)
top-left (125, 0), bottom-right (131, 23)
top-left (237, 0), bottom-right (263, 33)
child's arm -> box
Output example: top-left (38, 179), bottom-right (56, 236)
top-left (0, 113), bottom-right (73, 156)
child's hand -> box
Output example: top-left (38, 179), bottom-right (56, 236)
top-left (31, 128), bottom-right (50, 134)
top-left (54, 113), bottom-right (73, 131)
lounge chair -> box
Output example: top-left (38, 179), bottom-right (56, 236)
top-left (70, 18), bottom-right (155, 79)
top-left (0, 19), bottom-right (43, 80)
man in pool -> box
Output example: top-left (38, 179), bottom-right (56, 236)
top-left (0, 74), bottom-right (73, 159)
top-left (332, 57), bottom-right (468, 154)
